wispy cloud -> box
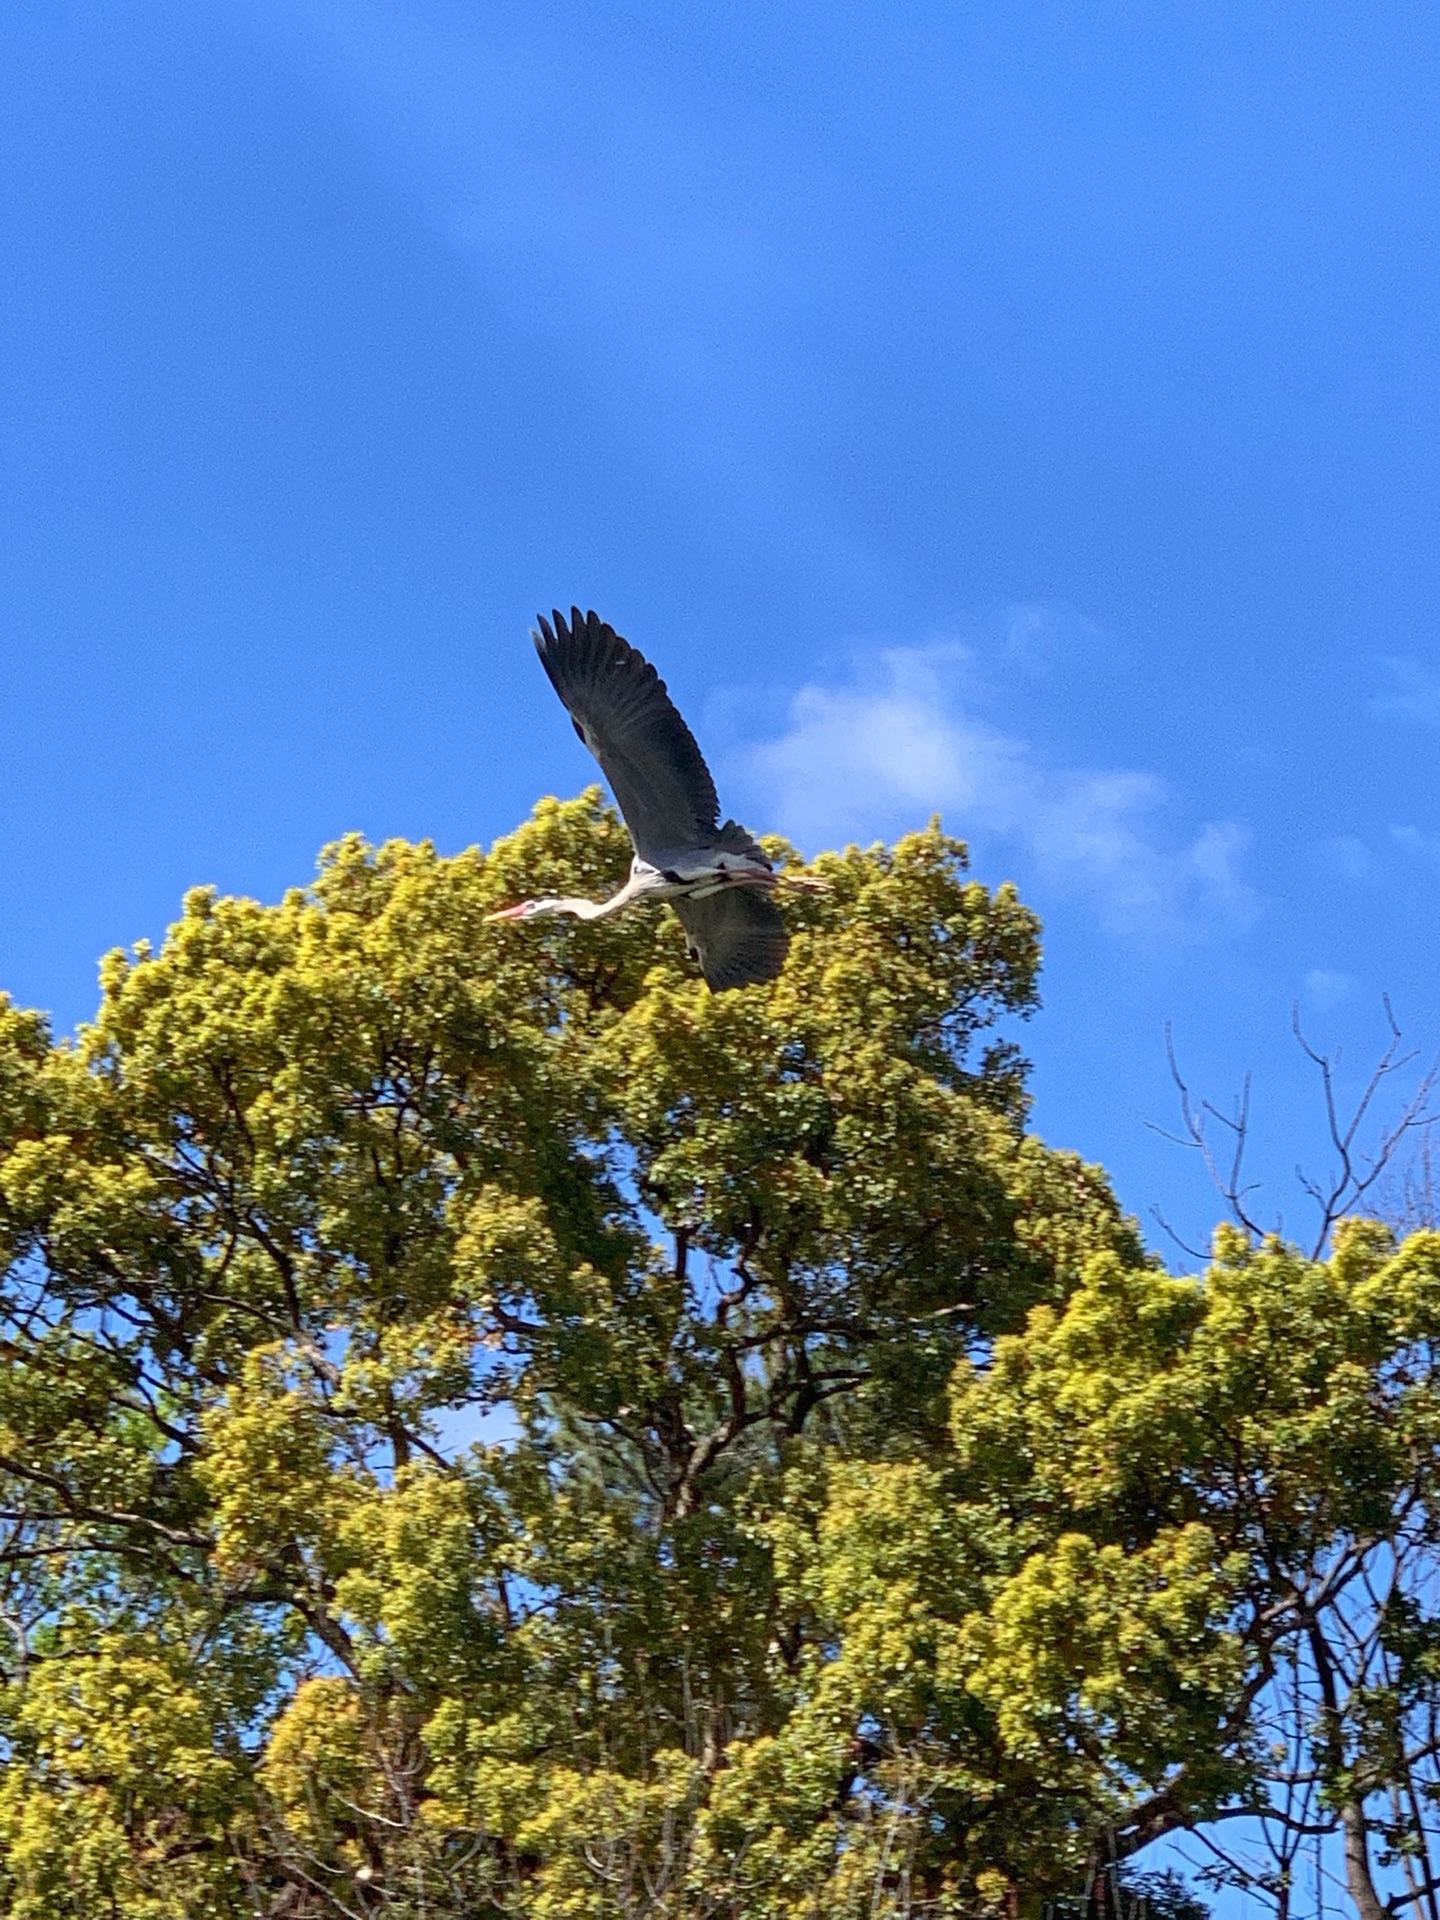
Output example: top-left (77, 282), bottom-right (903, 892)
top-left (998, 600), bottom-right (1107, 676)
top-left (1304, 968), bottom-right (1359, 1010)
top-left (733, 648), bottom-right (1256, 940)
top-left (1372, 656), bottom-right (1440, 728)
top-left (1324, 834), bottom-right (1377, 882)
top-left (1390, 824), bottom-right (1440, 866)
top-left (236, 0), bottom-right (877, 593)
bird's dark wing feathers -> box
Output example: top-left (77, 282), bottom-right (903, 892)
top-left (533, 608), bottom-right (723, 862)
top-left (671, 888), bottom-right (789, 992)
top-left (710, 817), bottom-right (770, 863)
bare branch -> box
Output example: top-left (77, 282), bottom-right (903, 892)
top-left (1154, 1003), bottom-right (1439, 1260)
top-left (1147, 1024), bottom-right (1267, 1241)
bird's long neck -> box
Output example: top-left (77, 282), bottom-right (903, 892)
top-left (544, 895), bottom-right (615, 920)
top-left (592, 867), bottom-right (662, 916)
top-left (549, 870), bottom-right (658, 920)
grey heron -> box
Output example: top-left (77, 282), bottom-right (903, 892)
top-left (487, 608), bottom-right (821, 991)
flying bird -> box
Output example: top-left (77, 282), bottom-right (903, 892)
top-left (487, 608), bottom-right (821, 990)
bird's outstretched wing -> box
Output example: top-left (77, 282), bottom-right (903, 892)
top-left (671, 887), bottom-right (789, 992)
top-left (533, 608), bottom-right (721, 863)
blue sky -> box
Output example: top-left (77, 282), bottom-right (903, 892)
top-left (5, 0), bottom-right (1440, 1260)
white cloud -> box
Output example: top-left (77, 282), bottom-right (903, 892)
top-left (233, 0), bottom-right (873, 590)
top-left (999, 600), bottom-right (1106, 676)
top-left (1326, 834), bottom-right (1376, 881)
top-left (1390, 824), bottom-right (1440, 866)
top-left (733, 648), bottom-right (1256, 940)
top-left (1304, 969), bottom-right (1359, 1010)
top-left (1372, 656), bottom-right (1440, 728)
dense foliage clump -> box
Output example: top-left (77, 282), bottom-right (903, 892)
top-left (2, 793), bottom-right (1439, 1918)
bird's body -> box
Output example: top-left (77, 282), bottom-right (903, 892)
top-left (487, 608), bottom-right (819, 990)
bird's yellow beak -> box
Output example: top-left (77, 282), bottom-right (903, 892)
top-left (484, 903), bottom-right (530, 921)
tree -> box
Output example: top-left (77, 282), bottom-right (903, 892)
top-left (843, 1218), bottom-right (1440, 1916)
top-left (1, 792), bottom-right (1437, 1917)
top-left (0, 792), bottom-right (1138, 1916)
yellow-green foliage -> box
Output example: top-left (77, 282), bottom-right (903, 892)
top-left (2, 795), bottom-right (1436, 1915)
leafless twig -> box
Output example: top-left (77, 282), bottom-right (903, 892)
top-left (1150, 1002), bottom-right (1439, 1260)
top-left (1147, 1024), bottom-right (1267, 1245)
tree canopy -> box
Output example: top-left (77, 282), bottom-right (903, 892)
top-left (1, 792), bottom-right (1439, 1919)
